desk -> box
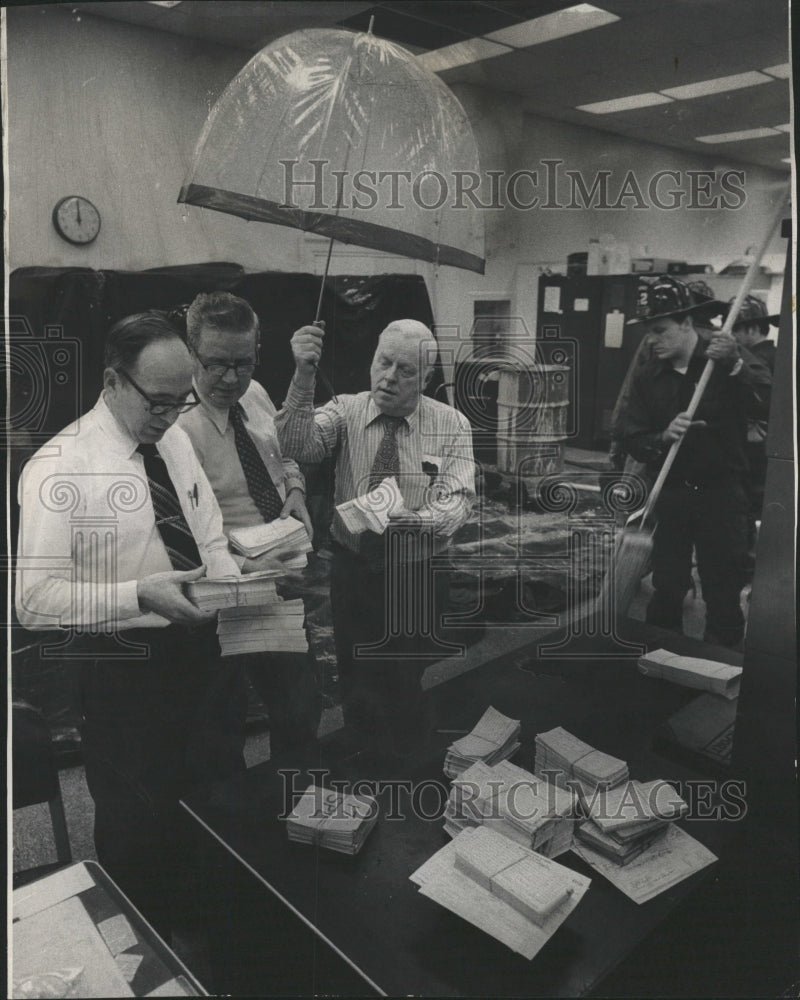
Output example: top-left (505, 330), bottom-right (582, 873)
top-left (12, 861), bottom-right (207, 997)
top-left (182, 621), bottom-right (795, 997)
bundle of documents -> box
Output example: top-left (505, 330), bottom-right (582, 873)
top-left (574, 778), bottom-right (687, 865)
top-left (575, 818), bottom-right (668, 864)
top-left (443, 706), bottom-right (522, 779)
top-left (229, 518), bottom-right (313, 565)
top-left (638, 648), bottom-right (742, 700)
top-left (185, 571), bottom-right (285, 612)
top-left (444, 759), bottom-right (576, 858)
top-left (410, 826), bottom-right (591, 960)
top-left (217, 599), bottom-right (308, 656)
top-left (335, 476), bottom-right (404, 534)
top-left (534, 727), bottom-right (628, 798)
top-left (572, 823), bottom-right (717, 904)
top-left (285, 784), bottom-right (379, 855)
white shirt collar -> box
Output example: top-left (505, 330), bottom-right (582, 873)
top-left (95, 393), bottom-right (144, 459)
top-left (193, 377), bottom-right (239, 435)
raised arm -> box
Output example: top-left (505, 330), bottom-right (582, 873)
top-left (275, 323), bottom-right (344, 464)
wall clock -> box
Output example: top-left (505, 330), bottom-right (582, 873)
top-left (52, 195), bottom-right (101, 245)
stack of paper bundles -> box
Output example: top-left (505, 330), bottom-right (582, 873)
top-left (454, 827), bottom-right (575, 925)
top-left (229, 518), bottom-right (312, 567)
top-left (217, 597), bottom-right (308, 656)
top-left (443, 706), bottom-right (521, 779)
top-left (410, 826), bottom-right (591, 959)
top-left (638, 648), bottom-right (742, 700)
top-left (186, 572), bottom-right (283, 612)
top-left (534, 727), bottom-right (628, 800)
top-left (285, 785), bottom-right (379, 855)
top-left (572, 823), bottom-right (717, 905)
top-left (444, 759), bottom-right (576, 858)
top-left (575, 779), bottom-right (687, 864)
top-left (335, 476), bottom-right (404, 535)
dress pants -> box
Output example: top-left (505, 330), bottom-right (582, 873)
top-left (330, 540), bottom-right (449, 758)
top-left (646, 480), bottom-right (750, 648)
top-left (78, 622), bottom-right (246, 937)
top-left (235, 649), bottom-right (322, 756)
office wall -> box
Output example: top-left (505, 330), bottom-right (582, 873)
top-left (433, 84), bottom-right (788, 343)
top-left (5, 6), bottom-right (308, 272)
top-left (5, 6), bottom-right (787, 344)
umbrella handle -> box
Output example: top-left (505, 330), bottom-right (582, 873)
top-left (638, 189), bottom-right (789, 525)
top-left (314, 237), bottom-right (336, 324)
top-left (311, 236), bottom-right (338, 402)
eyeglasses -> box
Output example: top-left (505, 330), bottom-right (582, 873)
top-left (189, 346), bottom-right (257, 380)
top-left (119, 370), bottom-right (200, 415)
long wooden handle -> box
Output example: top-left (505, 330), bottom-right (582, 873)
top-left (639, 191), bottom-right (789, 525)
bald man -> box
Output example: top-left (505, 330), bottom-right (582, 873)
top-left (276, 320), bottom-right (475, 759)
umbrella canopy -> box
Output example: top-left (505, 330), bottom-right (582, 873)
top-left (179, 28), bottom-right (485, 274)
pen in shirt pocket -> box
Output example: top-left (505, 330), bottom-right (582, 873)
top-left (188, 483), bottom-right (199, 508)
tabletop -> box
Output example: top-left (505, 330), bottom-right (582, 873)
top-left (183, 619), bottom-right (745, 997)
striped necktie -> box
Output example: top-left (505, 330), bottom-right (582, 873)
top-left (230, 403), bottom-right (284, 523)
top-left (137, 444), bottom-right (202, 570)
top-left (368, 415), bottom-right (403, 491)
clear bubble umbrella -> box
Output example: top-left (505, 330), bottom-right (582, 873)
top-left (178, 24), bottom-right (485, 293)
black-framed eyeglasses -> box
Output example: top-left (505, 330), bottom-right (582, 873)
top-left (189, 345), bottom-right (258, 380)
top-left (119, 369), bottom-right (200, 415)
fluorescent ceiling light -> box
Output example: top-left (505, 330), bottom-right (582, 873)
top-left (577, 93), bottom-right (674, 114)
top-left (774, 123), bottom-right (792, 132)
top-left (417, 38), bottom-right (509, 72)
top-left (418, 4), bottom-right (618, 73)
top-left (696, 127), bottom-right (781, 143)
top-left (489, 4), bottom-right (618, 48)
top-left (661, 71), bottom-right (771, 100)
top-left (147, 2), bottom-right (182, 6)
top-left (763, 63), bottom-right (791, 79)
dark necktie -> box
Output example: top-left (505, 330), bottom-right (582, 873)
top-left (368, 415), bottom-right (403, 491)
top-left (230, 403), bottom-right (284, 523)
top-left (137, 443), bottom-right (202, 570)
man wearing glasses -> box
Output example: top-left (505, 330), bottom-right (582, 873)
top-left (178, 291), bottom-right (320, 755)
top-left (15, 311), bottom-right (247, 937)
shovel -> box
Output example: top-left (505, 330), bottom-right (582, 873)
top-left (601, 191), bottom-right (789, 621)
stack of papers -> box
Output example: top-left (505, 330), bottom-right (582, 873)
top-left (534, 727), bottom-right (628, 798)
top-left (444, 760), bottom-right (576, 859)
top-left (229, 518), bottom-right (312, 569)
top-left (185, 571), bottom-right (284, 612)
top-left (217, 598), bottom-right (308, 656)
top-left (638, 648), bottom-right (742, 700)
top-left (574, 778), bottom-right (687, 865)
top-left (410, 826), bottom-right (591, 960)
top-left (285, 784), bottom-right (379, 855)
top-left (443, 707), bottom-right (522, 779)
top-left (336, 477), bottom-right (404, 535)
top-left (573, 823), bottom-right (717, 904)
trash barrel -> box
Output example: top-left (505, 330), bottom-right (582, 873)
top-left (495, 364), bottom-right (569, 477)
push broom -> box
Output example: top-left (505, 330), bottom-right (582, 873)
top-left (600, 191), bottom-right (789, 623)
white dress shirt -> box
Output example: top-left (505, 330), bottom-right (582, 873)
top-left (15, 394), bottom-right (240, 631)
top-left (177, 380), bottom-right (304, 534)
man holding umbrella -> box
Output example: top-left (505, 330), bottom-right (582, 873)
top-left (276, 319), bottom-right (475, 759)
top-left (622, 277), bottom-right (772, 649)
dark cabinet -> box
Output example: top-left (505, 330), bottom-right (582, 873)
top-left (536, 274), bottom-right (646, 450)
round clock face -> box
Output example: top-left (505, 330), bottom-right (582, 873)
top-left (52, 196), bottom-right (101, 245)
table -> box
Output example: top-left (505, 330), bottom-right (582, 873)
top-left (11, 861), bottom-right (207, 997)
top-left (182, 620), bottom-right (795, 997)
